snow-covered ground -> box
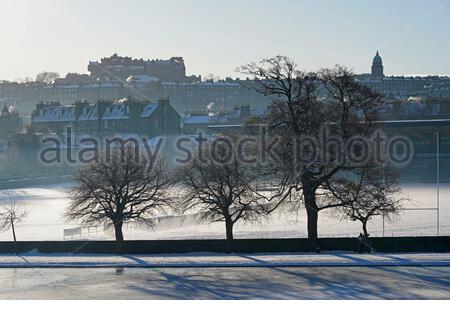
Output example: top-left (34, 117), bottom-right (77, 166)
top-left (1, 252), bottom-right (450, 268)
top-left (0, 183), bottom-right (448, 241)
top-left (1, 265), bottom-right (449, 299)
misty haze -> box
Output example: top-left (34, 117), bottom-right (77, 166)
top-left (0, 0), bottom-right (450, 309)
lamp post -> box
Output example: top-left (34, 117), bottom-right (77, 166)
top-left (382, 160), bottom-right (385, 237)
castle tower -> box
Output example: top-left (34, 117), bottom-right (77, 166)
top-left (371, 51), bottom-right (384, 79)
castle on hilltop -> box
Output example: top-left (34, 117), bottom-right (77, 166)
top-left (88, 54), bottom-right (200, 83)
top-left (1, 52), bottom-right (450, 118)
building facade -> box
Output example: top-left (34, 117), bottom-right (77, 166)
top-left (2, 53), bottom-right (450, 121)
top-left (88, 54), bottom-right (198, 83)
top-left (182, 104), bottom-right (252, 135)
top-left (356, 51), bottom-right (450, 98)
top-left (0, 78), bottom-right (269, 117)
top-left (31, 98), bottom-right (180, 137)
top-left (0, 105), bottom-right (23, 139)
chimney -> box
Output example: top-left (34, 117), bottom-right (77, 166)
top-left (36, 101), bottom-right (61, 111)
top-left (129, 100), bottom-right (145, 119)
top-left (74, 100), bottom-right (89, 119)
top-left (97, 100), bottom-right (113, 118)
top-left (158, 97), bottom-right (170, 107)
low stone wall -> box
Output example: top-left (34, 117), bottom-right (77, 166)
top-left (0, 237), bottom-right (449, 254)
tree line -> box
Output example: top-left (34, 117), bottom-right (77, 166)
top-left (62, 56), bottom-right (405, 253)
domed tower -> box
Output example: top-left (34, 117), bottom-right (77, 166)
top-left (371, 51), bottom-right (384, 79)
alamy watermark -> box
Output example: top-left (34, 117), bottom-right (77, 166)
top-left (38, 127), bottom-right (414, 169)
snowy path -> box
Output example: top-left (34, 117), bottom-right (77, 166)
top-left (1, 265), bottom-right (450, 299)
top-left (1, 252), bottom-right (450, 268)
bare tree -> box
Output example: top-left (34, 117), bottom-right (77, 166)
top-left (36, 71), bottom-right (60, 84)
top-left (238, 56), bottom-right (387, 250)
top-left (329, 166), bottom-right (405, 239)
top-left (0, 196), bottom-right (28, 254)
top-left (66, 146), bottom-right (173, 253)
top-left (176, 139), bottom-right (274, 251)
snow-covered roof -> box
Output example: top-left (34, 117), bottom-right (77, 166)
top-left (33, 106), bottom-right (76, 123)
top-left (184, 114), bottom-right (211, 125)
top-left (158, 81), bottom-right (241, 88)
top-left (127, 75), bottom-right (159, 84)
top-left (141, 103), bottom-right (158, 118)
top-left (78, 106), bottom-right (99, 121)
top-left (100, 83), bottom-right (116, 88)
top-left (198, 81), bottom-right (241, 87)
top-left (161, 81), bottom-right (177, 86)
top-left (33, 101), bottom-right (164, 123)
top-left (102, 104), bottom-right (129, 120)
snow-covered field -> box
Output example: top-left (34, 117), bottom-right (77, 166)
top-left (0, 183), bottom-right (448, 241)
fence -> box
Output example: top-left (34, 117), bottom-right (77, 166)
top-left (63, 226), bottom-right (99, 240)
top-left (63, 218), bottom-right (164, 240)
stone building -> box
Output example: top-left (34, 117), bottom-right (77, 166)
top-left (356, 51), bottom-right (450, 98)
top-left (0, 77), bottom-right (268, 116)
top-left (0, 105), bottom-right (23, 138)
top-left (182, 104), bottom-right (252, 135)
top-left (0, 55), bottom-right (269, 116)
top-left (31, 97), bottom-right (180, 137)
top-left (88, 54), bottom-right (198, 83)
top-left (3, 53), bottom-right (450, 120)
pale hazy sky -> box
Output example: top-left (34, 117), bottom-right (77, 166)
top-left (1, 0), bottom-right (449, 81)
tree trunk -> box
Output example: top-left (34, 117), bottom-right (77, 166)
top-left (361, 220), bottom-right (370, 253)
top-left (225, 217), bottom-right (234, 253)
top-left (304, 185), bottom-right (319, 252)
top-left (11, 217), bottom-right (18, 255)
top-left (114, 222), bottom-right (124, 254)
top-left (362, 221), bottom-right (369, 239)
